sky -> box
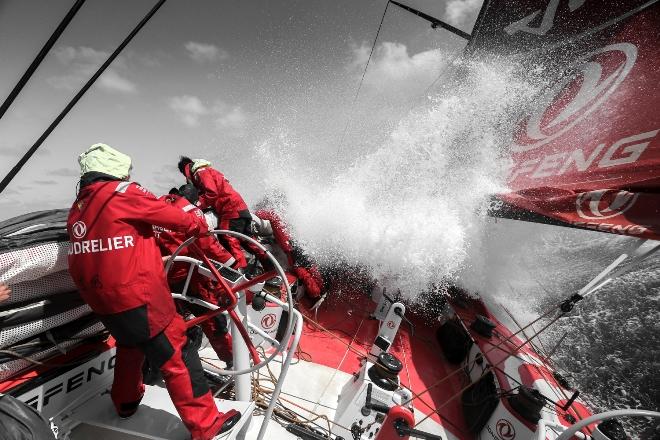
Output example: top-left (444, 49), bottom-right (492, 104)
top-left (0, 0), bottom-right (482, 219)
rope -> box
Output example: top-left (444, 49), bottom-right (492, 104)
top-left (312, 315), bottom-right (367, 414)
top-left (0, 0), bottom-right (169, 195)
top-left (402, 303), bottom-right (560, 409)
top-left (409, 301), bottom-right (592, 428)
top-left (413, 366), bottom-right (492, 427)
top-left (300, 305), bottom-right (518, 434)
top-left (251, 347), bottom-right (353, 435)
top-left (337, 0), bottom-right (390, 154)
top-left (0, 0), bottom-right (87, 121)
top-left (300, 300), bottom-right (560, 427)
top-left (406, 44), bottom-right (465, 112)
top-left (198, 293), bottom-right (572, 434)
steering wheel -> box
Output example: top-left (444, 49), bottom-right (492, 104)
top-left (164, 230), bottom-right (295, 376)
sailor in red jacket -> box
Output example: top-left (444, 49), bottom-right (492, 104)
top-left (156, 185), bottom-right (234, 366)
top-left (67, 144), bottom-right (240, 440)
top-left (178, 157), bottom-right (251, 268)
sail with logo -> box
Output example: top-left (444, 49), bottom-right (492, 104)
top-left (476, 0), bottom-right (660, 240)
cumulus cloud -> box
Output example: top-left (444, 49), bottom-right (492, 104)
top-left (168, 94), bottom-right (249, 134)
top-left (184, 42), bottom-right (228, 63)
top-left (349, 41), bottom-right (445, 92)
top-left (47, 46), bottom-right (137, 93)
top-left (97, 70), bottom-right (137, 93)
top-left (0, 145), bottom-right (27, 156)
top-left (49, 167), bottom-right (79, 177)
top-left (168, 95), bottom-right (209, 127)
top-left (444, 0), bottom-right (482, 30)
top-left (213, 102), bottom-right (248, 133)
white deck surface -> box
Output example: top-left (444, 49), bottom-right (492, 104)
top-left (66, 341), bottom-right (446, 439)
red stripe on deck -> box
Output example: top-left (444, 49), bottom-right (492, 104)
top-left (298, 292), bottom-right (471, 439)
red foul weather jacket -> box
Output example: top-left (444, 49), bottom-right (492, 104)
top-left (155, 194), bottom-right (236, 281)
top-left (255, 209), bottom-right (324, 298)
top-left (67, 181), bottom-right (203, 345)
top-left (193, 166), bottom-right (248, 220)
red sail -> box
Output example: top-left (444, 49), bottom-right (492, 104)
top-left (472, 1), bottom-right (660, 240)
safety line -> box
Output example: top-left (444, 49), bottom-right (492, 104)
top-left (0, 0), bottom-right (168, 195)
top-left (336, 0), bottom-right (390, 155)
top-left (0, 0), bottom-right (87, 121)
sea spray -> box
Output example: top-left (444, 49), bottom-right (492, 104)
top-left (256, 57), bottom-right (537, 297)
top-left (252, 50), bottom-right (660, 438)
top-left (476, 223), bottom-right (660, 439)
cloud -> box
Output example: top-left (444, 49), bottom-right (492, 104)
top-left (35, 180), bottom-right (58, 186)
top-left (349, 41), bottom-right (445, 92)
top-left (49, 167), bottom-right (79, 177)
top-left (184, 42), bottom-right (228, 64)
top-left (47, 46), bottom-right (137, 93)
top-left (97, 69), bottom-right (137, 93)
top-left (168, 95), bottom-right (209, 127)
top-left (168, 95), bottom-right (249, 134)
top-left (213, 102), bottom-right (248, 133)
top-left (0, 145), bottom-right (51, 157)
top-left (444, 0), bottom-right (482, 30)
top-left (0, 145), bottom-right (27, 156)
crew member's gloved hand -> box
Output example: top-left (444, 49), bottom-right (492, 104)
top-left (185, 222), bottom-right (208, 239)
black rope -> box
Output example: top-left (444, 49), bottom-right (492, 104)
top-left (0, 0), bottom-right (87, 121)
top-left (337, 0), bottom-right (390, 153)
top-left (0, 0), bottom-right (168, 195)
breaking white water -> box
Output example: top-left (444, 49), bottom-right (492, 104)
top-left (478, 221), bottom-right (660, 439)
top-left (254, 55), bottom-right (659, 438)
top-left (257, 57), bottom-right (537, 296)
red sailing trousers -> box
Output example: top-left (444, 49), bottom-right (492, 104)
top-left (173, 272), bottom-right (233, 364)
top-left (218, 217), bottom-right (248, 268)
top-left (110, 315), bottom-right (228, 440)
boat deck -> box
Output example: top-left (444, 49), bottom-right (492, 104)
top-left (62, 291), bottom-right (469, 439)
top-left (293, 291), bottom-right (470, 439)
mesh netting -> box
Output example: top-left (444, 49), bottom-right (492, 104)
top-left (0, 322), bottom-right (105, 382)
top-left (0, 242), bottom-right (69, 284)
top-left (1, 271), bottom-right (76, 307)
top-left (0, 304), bottom-right (91, 349)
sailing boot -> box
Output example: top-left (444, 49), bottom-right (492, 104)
top-left (207, 410), bottom-right (242, 439)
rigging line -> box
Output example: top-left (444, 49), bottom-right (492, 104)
top-left (253, 358), bottom-right (348, 433)
top-left (336, 0), bottom-right (390, 154)
top-left (409, 44), bottom-right (464, 110)
top-left (301, 302), bottom-right (525, 435)
top-left (413, 367), bottom-right (494, 427)
top-left (0, 0), bottom-right (168, 196)
top-left (0, 0), bottom-right (87, 121)
top-left (401, 304), bottom-right (560, 406)
top-left (312, 314), bottom-right (366, 414)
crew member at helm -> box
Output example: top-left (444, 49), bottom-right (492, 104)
top-left (68, 144), bottom-right (241, 440)
top-left (177, 156), bottom-right (251, 268)
top-left (156, 184), bottom-right (235, 367)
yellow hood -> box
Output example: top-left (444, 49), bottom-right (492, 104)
top-left (78, 143), bottom-right (132, 179)
top-left (191, 159), bottom-right (212, 173)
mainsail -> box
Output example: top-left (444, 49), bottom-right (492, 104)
top-left (473, 1), bottom-right (660, 240)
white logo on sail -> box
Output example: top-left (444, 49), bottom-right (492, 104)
top-left (513, 43), bottom-right (637, 153)
top-left (71, 221), bottom-right (87, 239)
top-left (576, 190), bottom-right (638, 220)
